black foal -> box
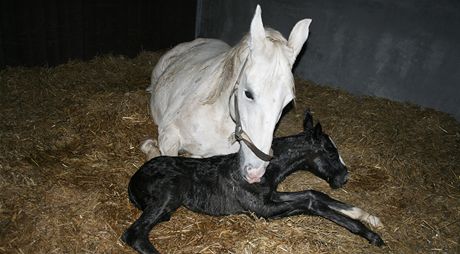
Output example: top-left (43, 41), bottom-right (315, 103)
top-left (122, 112), bottom-right (384, 253)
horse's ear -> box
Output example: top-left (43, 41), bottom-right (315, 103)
top-left (314, 122), bottom-right (322, 137)
top-left (303, 110), bottom-right (314, 131)
top-left (249, 5), bottom-right (266, 50)
top-left (288, 19), bottom-right (312, 62)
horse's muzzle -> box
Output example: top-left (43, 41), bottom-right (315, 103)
top-left (244, 165), bottom-right (266, 184)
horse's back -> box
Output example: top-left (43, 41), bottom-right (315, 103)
top-left (149, 38), bottom-right (229, 93)
top-left (149, 38), bottom-right (230, 126)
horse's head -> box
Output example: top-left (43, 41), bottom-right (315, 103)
top-left (301, 111), bottom-right (349, 189)
top-left (234, 5), bottom-right (312, 183)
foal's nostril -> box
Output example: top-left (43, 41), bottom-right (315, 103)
top-left (338, 171), bottom-right (349, 186)
top-left (331, 171), bottom-right (349, 189)
top-left (343, 172), bottom-right (349, 184)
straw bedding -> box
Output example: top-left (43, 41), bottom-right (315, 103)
top-left (0, 52), bottom-right (458, 253)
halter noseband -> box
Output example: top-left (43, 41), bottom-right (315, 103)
top-left (230, 54), bottom-right (273, 162)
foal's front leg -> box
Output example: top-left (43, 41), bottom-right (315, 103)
top-left (266, 190), bottom-right (384, 246)
top-left (263, 162), bottom-right (304, 187)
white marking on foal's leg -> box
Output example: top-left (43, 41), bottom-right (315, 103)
top-left (328, 136), bottom-right (347, 166)
top-left (335, 207), bottom-right (383, 228)
top-left (140, 139), bottom-right (161, 161)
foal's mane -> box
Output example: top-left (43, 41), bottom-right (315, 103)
top-left (202, 29), bottom-right (293, 104)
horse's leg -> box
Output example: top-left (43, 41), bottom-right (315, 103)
top-left (157, 125), bottom-right (181, 156)
top-left (140, 139), bottom-right (161, 161)
top-left (122, 199), bottom-right (181, 254)
top-left (263, 191), bottom-right (384, 246)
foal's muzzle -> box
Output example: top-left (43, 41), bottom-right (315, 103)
top-left (330, 170), bottom-right (349, 189)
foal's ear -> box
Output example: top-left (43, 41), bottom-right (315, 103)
top-left (314, 122), bottom-right (323, 137)
top-left (249, 5), bottom-right (266, 50)
top-left (288, 19), bottom-right (312, 62)
top-left (303, 110), bottom-right (314, 131)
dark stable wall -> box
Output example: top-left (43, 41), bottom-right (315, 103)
top-left (0, 0), bottom-right (197, 68)
top-left (196, 0), bottom-right (460, 121)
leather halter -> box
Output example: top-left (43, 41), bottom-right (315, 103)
top-left (230, 55), bottom-right (273, 161)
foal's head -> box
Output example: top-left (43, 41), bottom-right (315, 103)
top-left (302, 112), bottom-right (349, 189)
top-left (234, 5), bottom-right (312, 183)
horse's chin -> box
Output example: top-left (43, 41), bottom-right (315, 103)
top-left (244, 175), bottom-right (262, 184)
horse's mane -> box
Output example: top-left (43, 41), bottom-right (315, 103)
top-left (202, 28), bottom-right (293, 104)
top-left (200, 37), bottom-right (249, 104)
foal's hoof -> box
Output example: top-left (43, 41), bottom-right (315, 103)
top-left (366, 214), bottom-right (383, 228)
top-left (369, 234), bottom-right (385, 247)
top-left (120, 230), bottom-right (131, 245)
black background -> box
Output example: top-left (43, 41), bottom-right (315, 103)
top-left (0, 0), bottom-right (197, 68)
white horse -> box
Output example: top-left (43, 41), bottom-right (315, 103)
top-left (143, 5), bottom-right (311, 183)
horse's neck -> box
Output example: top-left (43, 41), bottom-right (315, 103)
top-left (208, 43), bottom-right (249, 115)
top-left (199, 42), bottom-right (248, 109)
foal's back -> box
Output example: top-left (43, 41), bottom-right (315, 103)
top-left (128, 154), bottom-right (240, 212)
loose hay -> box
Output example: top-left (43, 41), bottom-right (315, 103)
top-left (0, 51), bottom-right (459, 254)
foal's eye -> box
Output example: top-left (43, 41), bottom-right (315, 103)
top-left (244, 90), bottom-right (254, 100)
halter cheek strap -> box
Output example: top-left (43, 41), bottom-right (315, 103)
top-left (229, 55), bottom-right (273, 162)
top-left (233, 88), bottom-right (273, 161)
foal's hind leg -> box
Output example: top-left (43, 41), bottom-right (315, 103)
top-left (122, 200), bottom-right (181, 254)
top-left (122, 205), bottom-right (161, 254)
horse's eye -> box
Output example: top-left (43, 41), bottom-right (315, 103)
top-left (244, 90), bottom-right (254, 100)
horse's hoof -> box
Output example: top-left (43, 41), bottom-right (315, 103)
top-left (141, 139), bottom-right (160, 160)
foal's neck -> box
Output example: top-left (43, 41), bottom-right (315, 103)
top-left (273, 133), bottom-right (312, 165)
